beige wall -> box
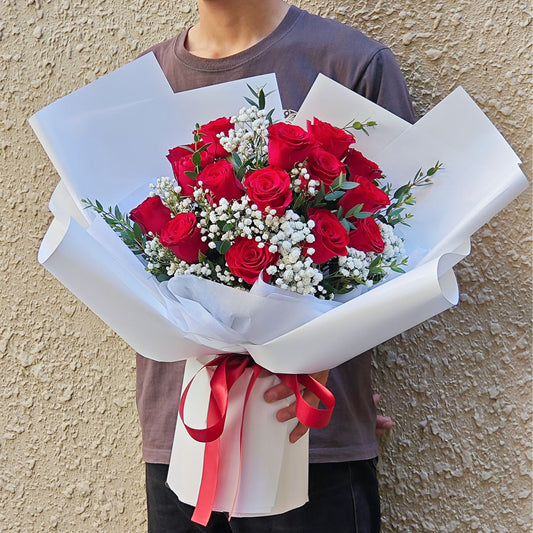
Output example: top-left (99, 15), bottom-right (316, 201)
top-left (0, 0), bottom-right (531, 531)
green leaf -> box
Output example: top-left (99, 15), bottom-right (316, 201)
top-left (345, 203), bottom-right (363, 218)
top-left (184, 171), bottom-right (197, 180)
top-left (133, 222), bottom-right (143, 241)
top-left (391, 265), bottom-right (405, 273)
top-left (331, 173), bottom-right (346, 191)
top-left (336, 205), bottom-right (344, 220)
top-left (192, 151), bottom-right (202, 167)
top-left (340, 219), bottom-right (352, 232)
top-left (353, 211), bottom-right (372, 219)
top-left (340, 181), bottom-right (358, 190)
top-left (314, 182), bottom-right (326, 204)
top-left (220, 241), bottom-right (231, 255)
top-left (258, 90), bottom-right (265, 110)
top-left (291, 192), bottom-right (305, 212)
top-left (244, 96), bottom-right (256, 107)
top-left (393, 184), bottom-right (411, 200)
top-left (325, 190), bottom-right (345, 201)
top-left (369, 256), bottom-right (381, 269)
top-left (246, 84), bottom-right (259, 98)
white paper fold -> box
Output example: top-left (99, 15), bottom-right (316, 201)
top-left (31, 58), bottom-right (529, 518)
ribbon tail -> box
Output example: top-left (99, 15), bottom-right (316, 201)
top-left (191, 438), bottom-right (220, 526)
top-left (228, 364), bottom-right (261, 520)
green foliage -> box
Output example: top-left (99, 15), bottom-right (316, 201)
top-left (380, 162), bottom-right (443, 227)
top-left (82, 199), bottom-right (146, 255)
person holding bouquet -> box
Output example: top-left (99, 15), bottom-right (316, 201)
top-left (136, 1), bottom-right (415, 531)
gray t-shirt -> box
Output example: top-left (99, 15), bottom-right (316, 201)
top-left (136, 5), bottom-right (415, 465)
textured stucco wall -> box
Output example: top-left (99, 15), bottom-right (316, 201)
top-left (0, 0), bottom-right (531, 531)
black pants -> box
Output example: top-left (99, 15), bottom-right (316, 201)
top-left (146, 460), bottom-right (380, 533)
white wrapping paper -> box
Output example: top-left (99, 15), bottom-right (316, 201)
top-left (31, 57), bottom-right (529, 517)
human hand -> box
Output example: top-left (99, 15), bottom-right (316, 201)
top-left (373, 393), bottom-right (394, 436)
top-left (263, 369), bottom-right (330, 443)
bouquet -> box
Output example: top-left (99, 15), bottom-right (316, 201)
top-left (30, 56), bottom-right (528, 523)
top-left (78, 86), bottom-right (443, 524)
top-left (85, 86), bottom-right (439, 301)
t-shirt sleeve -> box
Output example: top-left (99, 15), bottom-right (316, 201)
top-left (355, 47), bottom-right (416, 124)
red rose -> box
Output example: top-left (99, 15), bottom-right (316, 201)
top-left (243, 166), bottom-right (292, 215)
top-left (348, 216), bottom-right (385, 253)
top-left (345, 148), bottom-right (383, 182)
top-left (306, 117), bottom-right (354, 160)
top-left (305, 148), bottom-right (346, 190)
top-left (338, 179), bottom-right (390, 216)
top-left (174, 150), bottom-right (215, 197)
top-left (305, 208), bottom-right (349, 264)
top-left (267, 123), bottom-right (316, 170)
top-left (167, 143), bottom-right (199, 175)
top-left (196, 117), bottom-right (233, 158)
top-left (130, 195), bottom-right (172, 236)
top-left (225, 237), bottom-right (279, 285)
top-left (197, 159), bottom-right (245, 205)
top-left (159, 212), bottom-right (208, 263)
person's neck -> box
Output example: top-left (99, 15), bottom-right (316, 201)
top-left (186, 0), bottom-right (290, 59)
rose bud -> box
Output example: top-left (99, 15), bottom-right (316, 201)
top-left (338, 179), bottom-right (390, 216)
top-left (267, 122), bottom-right (317, 170)
top-left (305, 148), bottom-right (346, 191)
top-left (130, 196), bottom-right (172, 236)
top-left (197, 159), bottom-right (245, 205)
top-left (159, 212), bottom-right (208, 263)
top-left (304, 208), bottom-right (349, 264)
top-left (345, 148), bottom-right (383, 182)
top-left (225, 237), bottom-right (279, 285)
top-left (306, 117), bottom-right (354, 160)
top-left (348, 216), bottom-right (385, 253)
top-left (196, 117), bottom-right (234, 158)
top-left (244, 166), bottom-right (292, 216)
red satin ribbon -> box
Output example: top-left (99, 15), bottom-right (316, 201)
top-left (178, 354), bottom-right (335, 526)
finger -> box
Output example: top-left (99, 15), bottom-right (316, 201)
top-left (264, 382), bottom-right (295, 403)
top-left (276, 402), bottom-right (296, 422)
top-left (376, 415), bottom-right (393, 429)
top-left (375, 414), bottom-right (394, 436)
top-left (276, 386), bottom-right (320, 423)
top-left (289, 422), bottom-right (309, 443)
top-left (373, 393), bottom-right (381, 406)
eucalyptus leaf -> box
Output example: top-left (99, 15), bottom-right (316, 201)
top-left (340, 181), bottom-right (358, 190)
top-left (345, 203), bottom-right (363, 218)
top-left (325, 190), bottom-right (345, 201)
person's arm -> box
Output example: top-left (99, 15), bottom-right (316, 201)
top-left (355, 47), bottom-right (417, 124)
